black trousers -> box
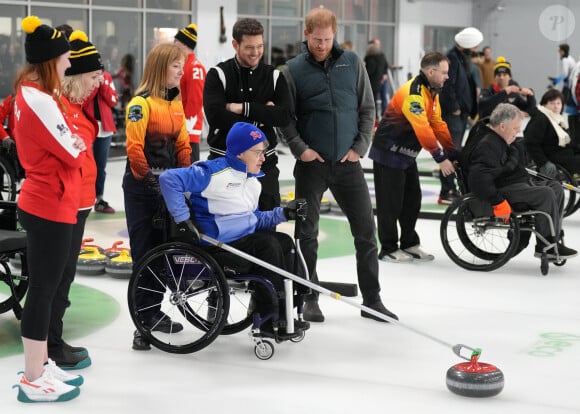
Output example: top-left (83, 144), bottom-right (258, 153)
top-left (293, 159), bottom-right (381, 303)
top-left (373, 161), bottom-right (421, 254)
top-left (123, 172), bottom-right (166, 322)
top-left (18, 209), bottom-right (74, 341)
top-left (48, 208), bottom-right (90, 349)
top-left (207, 231), bottom-right (298, 315)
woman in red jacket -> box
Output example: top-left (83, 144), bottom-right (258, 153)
top-left (49, 30), bottom-right (102, 372)
top-left (12, 16), bottom-right (86, 403)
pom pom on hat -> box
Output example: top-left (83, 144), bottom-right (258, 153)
top-left (23, 15), bottom-right (70, 64)
top-left (66, 30), bottom-right (103, 76)
top-left (175, 23), bottom-right (198, 50)
top-left (494, 56), bottom-right (511, 76)
top-left (454, 27), bottom-right (483, 49)
top-left (226, 122), bottom-right (267, 157)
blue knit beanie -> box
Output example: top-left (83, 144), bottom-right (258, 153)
top-left (226, 122), bottom-right (267, 156)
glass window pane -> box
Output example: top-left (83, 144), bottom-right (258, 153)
top-left (344, 1), bottom-right (369, 21)
top-left (272, 0), bottom-right (303, 17)
top-left (92, 0), bottom-right (142, 6)
top-left (31, 7), bottom-right (88, 33)
top-left (271, 18), bottom-right (302, 67)
top-left (307, 1), bottom-right (341, 17)
top-left (93, 10), bottom-right (143, 93)
top-left (339, 23), bottom-right (368, 56)
top-left (0, 5), bottom-right (26, 98)
top-left (238, 0), bottom-right (267, 15)
top-left (145, 13), bottom-right (192, 51)
top-left (34, 0), bottom-right (87, 3)
top-left (370, 0), bottom-right (395, 23)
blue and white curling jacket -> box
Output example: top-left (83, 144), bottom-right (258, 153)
top-left (159, 154), bottom-right (287, 244)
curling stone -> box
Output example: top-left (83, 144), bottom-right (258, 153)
top-left (446, 350), bottom-right (504, 398)
top-left (77, 246), bottom-right (107, 275)
top-left (281, 191), bottom-right (331, 213)
top-left (104, 240), bottom-right (131, 258)
top-left (105, 250), bottom-right (133, 279)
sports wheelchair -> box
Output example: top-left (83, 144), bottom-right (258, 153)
top-left (440, 166), bottom-right (569, 275)
top-left (0, 201), bottom-right (28, 318)
top-left (127, 204), bottom-right (309, 360)
top-left (0, 146), bottom-right (23, 202)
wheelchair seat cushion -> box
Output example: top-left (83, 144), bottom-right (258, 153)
top-left (211, 250), bottom-right (253, 274)
top-left (0, 229), bottom-right (26, 253)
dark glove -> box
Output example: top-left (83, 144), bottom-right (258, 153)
top-left (284, 198), bottom-right (308, 221)
top-left (2, 137), bottom-right (15, 152)
top-left (142, 171), bottom-right (160, 194)
top-left (539, 161), bottom-right (558, 178)
top-left (175, 219), bottom-right (200, 243)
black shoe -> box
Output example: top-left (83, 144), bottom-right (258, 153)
top-left (147, 313), bottom-right (184, 333)
top-left (535, 243), bottom-right (578, 259)
top-left (258, 320), bottom-right (307, 340)
top-left (278, 318), bottom-right (310, 332)
top-left (361, 300), bottom-right (399, 323)
top-left (303, 300), bottom-right (324, 322)
top-left (48, 345), bottom-right (92, 370)
top-left (132, 330), bottom-right (151, 351)
top-left (62, 341), bottom-right (89, 357)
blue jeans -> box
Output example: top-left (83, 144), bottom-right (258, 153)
top-left (93, 135), bottom-right (113, 198)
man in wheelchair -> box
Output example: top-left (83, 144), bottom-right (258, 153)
top-left (159, 122), bottom-right (310, 339)
top-left (467, 103), bottom-right (577, 260)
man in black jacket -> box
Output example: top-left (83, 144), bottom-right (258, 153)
top-left (468, 103), bottom-right (577, 259)
top-left (478, 57), bottom-right (536, 119)
top-left (439, 26), bottom-right (483, 204)
top-left (203, 18), bottom-right (291, 211)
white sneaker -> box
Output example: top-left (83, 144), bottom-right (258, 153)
top-left (45, 359), bottom-right (84, 387)
top-left (403, 245), bottom-right (435, 261)
top-left (380, 249), bottom-right (414, 263)
top-left (13, 368), bottom-right (80, 403)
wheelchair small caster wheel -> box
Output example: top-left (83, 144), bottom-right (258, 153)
top-left (540, 257), bottom-right (549, 276)
top-left (554, 259), bottom-right (566, 267)
top-left (255, 340), bottom-right (274, 360)
top-left (290, 330), bottom-right (305, 343)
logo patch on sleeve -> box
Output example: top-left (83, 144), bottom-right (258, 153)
top-left (128, 105), bottom-right (143, 122)
top-left (409, 101), bottom-right (424, 115)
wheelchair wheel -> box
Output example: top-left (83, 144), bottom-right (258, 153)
top-left (0, 258), bottom-right (28, 317)
top-left (128, 242), bottom-right (230, 354)
top-left (220, 279), bottom-right (254, 335)
top-left (0, 152), bottom-right (17, 202)
top-left (254, 340), bottom-right (275, 360)
top-left (440, 194), bottom-right (520, 271)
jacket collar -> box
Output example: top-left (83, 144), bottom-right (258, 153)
top-left (225, 153), bottom-right (265, 178)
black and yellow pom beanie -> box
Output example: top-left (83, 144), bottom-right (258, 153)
top-left (494, 56), bottom-right (511, 76)
top-left (175, 23), bottom-right (198, 50)
top-left (66, 30), bottom-right (103, 76)
top-left (23, 16), bottom-right (70, 64)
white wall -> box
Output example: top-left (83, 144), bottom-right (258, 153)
top-left (475, 0), bottom-right (579, 94)
top-left (396, 0), bottom-right (472, 85)
top-left (195, 0), bottom-right (238, 70)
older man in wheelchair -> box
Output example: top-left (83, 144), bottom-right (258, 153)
top-left (466, 103), bottom-right (577, 261)
top-left (156, 122), bottom-right (310, 344)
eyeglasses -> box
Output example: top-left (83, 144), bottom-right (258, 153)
top-left (248, 148), bottom-right (268, 157)
top-left (431, 68), bottom-right (449, 75)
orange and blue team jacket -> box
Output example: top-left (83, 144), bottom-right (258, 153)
top-left (125, 87), bottom-right (191, 180)
top-left (369, 71), bottom-right (457, 170)
top-left (180, 52), bottom-right (206, 144)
